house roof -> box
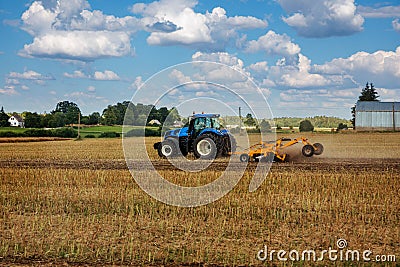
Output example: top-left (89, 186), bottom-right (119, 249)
top-left (149, 119), bottom-right (161, 124)
top-left (356, 101), bottom-right (400, 112)
top-left (11, 114), bottom-right (24, 122)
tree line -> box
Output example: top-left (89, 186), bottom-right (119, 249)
top-left (0, 101), bottom-right (180, 128)
top-left (1, 82), bottom-right (379, 130)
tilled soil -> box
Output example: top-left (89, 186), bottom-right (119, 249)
top-left (1, 158), bottom-right (399, 172)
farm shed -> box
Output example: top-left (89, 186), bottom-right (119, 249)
top-left (355, 101), bottom-right (400, 131)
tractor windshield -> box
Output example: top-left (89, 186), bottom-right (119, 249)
top-left (193, 117), bottom-right (221, 130)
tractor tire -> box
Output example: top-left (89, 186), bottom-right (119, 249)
top-left (313, 143), bottom-right (324, 155)
top-left (239, 153), bottom-right (250, 162)
top-left (220, 134), bottom-right (237, 156)
top-left (194, 135), bottom-right (218, 159)
top-left (228, 134), bottom-right (237, 153)
top-left (158, 139), bottom-right (178, 158)
top-left (302, 144), bottom-right (315, 157)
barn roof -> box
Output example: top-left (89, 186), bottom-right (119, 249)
top-left (356, 101), bottom-right (400, 112)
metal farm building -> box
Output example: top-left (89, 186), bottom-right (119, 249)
top-left (355, 101), bottom-right (400, 131)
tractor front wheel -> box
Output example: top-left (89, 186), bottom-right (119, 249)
top-left (302, 144), bottom-right (315, 157)
top-left (194, 136), bottom-right (217, 159)
top-left (158, 139), bottom-right (178, 158)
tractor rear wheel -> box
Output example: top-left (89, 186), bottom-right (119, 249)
top-left (158, 139), bottom-right (178, 158)
top-left (302, 144), bottom-right (315, 157)
top-left (194, 135), bottom-right (217, 159)
top-left (228, 134), bottom-right (237, 153)
top-left (313, 143), bottom-right (324, 155)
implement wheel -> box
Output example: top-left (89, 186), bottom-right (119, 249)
top-left (302, 144), bottom-right (315, 157)
top-left (239, 154), bottom-right (250, 162)
top-left (313, 143), bottom-right (324, 155)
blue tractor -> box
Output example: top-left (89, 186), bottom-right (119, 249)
top-left (153, 113), bottom-right (236, 159)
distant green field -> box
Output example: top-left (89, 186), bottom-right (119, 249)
top-left (77, 125), bottom-right (159, 137)
top-left (0, 125), bottom-right (160, 138)
top-left (77, 125), bottom-right (123, 136)
top-left (0, 127), bottom-right (29, 133)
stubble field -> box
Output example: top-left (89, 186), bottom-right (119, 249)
top-left (0, 132), bottom-right (399, 266)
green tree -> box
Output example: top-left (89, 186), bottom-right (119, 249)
top-left (24, 112), bottom-right (42, 128)
top-left (101, 105), bottom-right (119, 125)
top-left (0, 107), bottom-right (10, 127)
top-left (259, 119), bottom-right (271, 133)
top-left (101, 101), bottom-right (131, 125)
top-left (40, 114), bottom-right (51, 128)
top-left (87, 112), bottom-right (101, 125)
top-left (337, 123), bottom-right (348, 131)
top-left (163, 107), bottom-right (180, 126)
top-left (299, 120), bottom-right (314, 132)
top-left (52, 101), bottom-right (81, 125)
top-left (244, 113), bottom-right (256, 127)
top-left (351, 82), bottom-right (380, 128)
top-left (48, 112), bottom-right (66, 128)
top-left (359, 82), bottom-right (379, 101)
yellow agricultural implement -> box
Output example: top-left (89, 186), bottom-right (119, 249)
top-left (234, 137), bottom-right (324, 162)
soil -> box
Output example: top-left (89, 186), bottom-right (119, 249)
top-left (0, 157), bottom-right (398, 172)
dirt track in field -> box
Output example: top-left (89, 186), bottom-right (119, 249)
top-left (0, 157), bottom-right (399, 172)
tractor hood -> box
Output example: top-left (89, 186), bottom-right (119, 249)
top-left (163, 126), bottom-right (230, 140)
top-left (164, 126), bottom-right (189, 139)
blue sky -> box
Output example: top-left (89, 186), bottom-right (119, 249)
top-left (0, 0), bottom-right (399, 119)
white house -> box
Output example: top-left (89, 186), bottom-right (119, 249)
top-left (173, 120), bottom-right (185, 127)
top-left (8, 114), bottom-right (24, 128)
top-left (148, 119), bottom-right (161, 125)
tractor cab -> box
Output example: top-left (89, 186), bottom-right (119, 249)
top-left (188, 113), bottom-right (221, 139)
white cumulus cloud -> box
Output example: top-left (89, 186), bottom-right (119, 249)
top-left (19, 0), bottom-right (136, 61)
top-left (93, 70), bottom-right (120, 81)
top-left (63, 70), bottom-right (87, 78)
top-left (393, 19), bottom-right (400, 33)
top-left (245, 30), bottom-right (301, 65)
top-left (279, 0), bottom-right (364, 37)
top-left (132, 0), bottom-right (267, 50)
top-left (8, 70), bottom-right (54, 80)
top-left (357, 5), bottom-right (400, 18)
top-left (314, 46), bottom-right (400, 88)
top-left (0, 86), bottom-right (19, 96)
top-left (131, 76), bottom-right (144, 90)
top-left (246, 30), bottom-right (300, 56)
top-left (20, 31), bottom-right (131, 61)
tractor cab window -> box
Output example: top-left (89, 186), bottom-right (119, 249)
top-left (189, 116), bottom-right (221, 138)
top-left (193, 117), bottom-right (220, 130)
top-left (211, 117), bottom-right (220, 129)
top-left (194, 117), bottom-right (207, 131)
